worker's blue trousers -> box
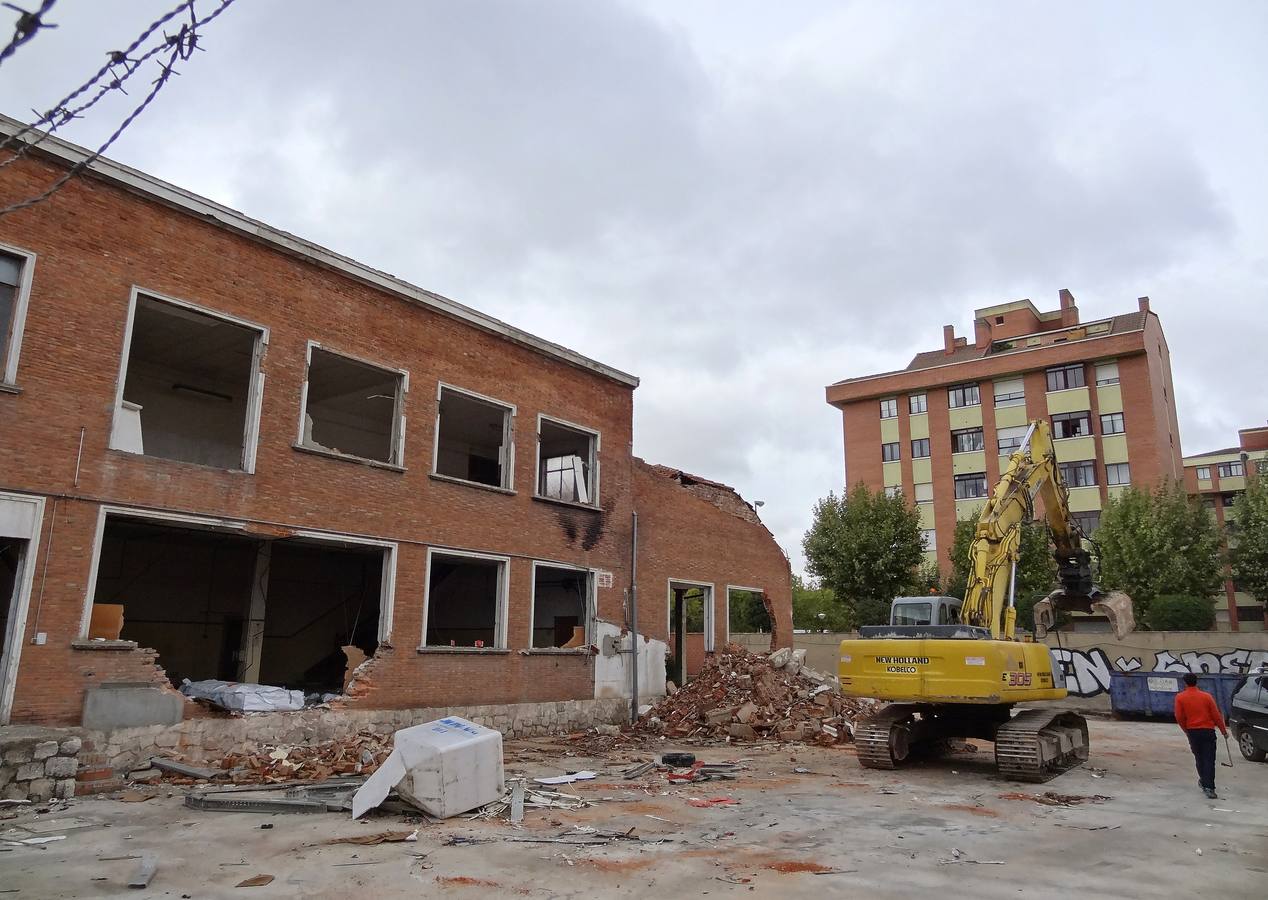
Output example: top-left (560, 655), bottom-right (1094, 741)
top-left (1186, 728), bottom-right (1217, 790)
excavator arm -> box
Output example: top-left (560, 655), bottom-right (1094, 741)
top-left (959, 420), bottom-right (1134, 640)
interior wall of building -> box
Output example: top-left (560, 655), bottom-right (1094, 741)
top-left (532, 567), bottom-right (587, 647)
top-left (426, 556), bottom-right (501, 646)
top-left (303, 350), bottom-right (398, 462)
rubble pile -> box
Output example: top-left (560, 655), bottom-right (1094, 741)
top-left (637, 644), bottom-right (876, 744)
top-left (152, 730), bottom-right (393, 785)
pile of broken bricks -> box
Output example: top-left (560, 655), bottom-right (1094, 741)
top-left (134, 730), bottom-right (393, 786)
top-left (637, 644), bottom-right (876, 744)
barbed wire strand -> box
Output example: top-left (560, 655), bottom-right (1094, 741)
top-left (0, 0), bottom-right (197, 169)
top-left (0, 0), bottom-right (57, 68)
top-left (0, 0), bottom-right (237, 218)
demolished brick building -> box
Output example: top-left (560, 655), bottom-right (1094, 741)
top-left (0, 118), bottom-right (792, 768)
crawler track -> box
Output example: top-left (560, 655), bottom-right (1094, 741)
top-left (994, 709), bottom-right (1089, 782)
top-left (854, 704), bottom-right (917, 770)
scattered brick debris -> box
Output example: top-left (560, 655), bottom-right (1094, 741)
top-left (997, 791), bottom-right (1112, 806)
top-left (155, 730), bottom-right (392, 785)
top-left (635, 644), bottom-right (877, 745)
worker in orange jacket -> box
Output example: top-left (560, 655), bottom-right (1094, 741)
top-left (1174, 672), bottom-right (1228, 799)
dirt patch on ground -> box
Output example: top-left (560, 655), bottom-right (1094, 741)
top-left (434, 876), bottom-right (503, 888)
top-left (762, 859), bottom-right (836, 874)
top-left (943, 804), bottom-right (1000, 818)
top-left (581, 857), bottom-right (658, 873)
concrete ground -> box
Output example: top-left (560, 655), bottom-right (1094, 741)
top-left (1, 718), bottom-right (1264, 899)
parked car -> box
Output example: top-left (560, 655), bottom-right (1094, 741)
top-left (1229, 668), bottom-right (1268, 762)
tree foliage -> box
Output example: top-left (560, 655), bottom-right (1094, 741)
top-left (802, 484), bottom-right (926, 628)
top-left (790, 575), bottom-right (852, 632)
top-left (728, 589), bottom-right (773, 633)
top-left (1145, 594), bottom-right (1216, 631)
top-left (1096, 481), bottom-right (1223, 624)
top-left (1229, 475), bottom-right (1268, 612)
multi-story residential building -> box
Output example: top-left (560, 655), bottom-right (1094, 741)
top-left (1184, 424), bottom-right (1268, 632)
top-left (0, 119), bottom-right (792, 738)
top-left (825, 291), bottom-right (1183, 571)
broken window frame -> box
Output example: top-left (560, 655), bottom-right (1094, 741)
top-left (77, 505), bottom-right (398, 682)
top-left (420, 548), bottom-right (510, 650)
top-left (528, 560), bottom-right (595, 650)
top-left (723, 584), bottom-right (765, 643)
top-left (431, 383), bottom-right (516, 491)
top-left (667, 578), bottom-right (715, 651)
top-left (295, 340), bottom-right (409, 469)
top-left (107, 288), bottom-right (269, 473)
top-left (0, 490), bottom-right (47, 725)
top-left (0, 241), bottom-right (36, 389)
top-left (535, 414), bottom-right (600, 507)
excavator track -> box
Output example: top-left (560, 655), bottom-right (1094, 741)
top-left (995, 709), bottom-right (1089, 782)
top-left (854, 704), bottom-right (918, 770)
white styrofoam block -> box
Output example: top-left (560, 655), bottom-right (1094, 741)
top-left (353, 716), bottom-right (504, 819)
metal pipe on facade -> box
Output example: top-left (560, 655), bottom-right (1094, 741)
top-left (629, 511), bottom-right (639, 725)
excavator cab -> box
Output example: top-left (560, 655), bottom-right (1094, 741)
top-left (1033, 545), bottom-right (1135, 639)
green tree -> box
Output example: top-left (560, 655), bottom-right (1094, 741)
top-left (1229, 475), bottom-right (1268, 623)
top-left (945, 509), bottom-right (1058, 630)
top-left (1097, 481), bottom-right (1223, 626)
top-left (802, 484), bottom-right (925, 628)
top-left (1145, 594), bottom-right (1216, 631)
top-left (728, 589), bottom-right (773, 633)
top-left (790, 575), bottom-right (852, 631)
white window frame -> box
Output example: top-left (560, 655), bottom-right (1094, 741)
top-left (535, 413), bottom-right (600, 507)
top-left (879, 397), bottom-right (898, 419)
top-left (0, 490), bottom-right (47, 724)
top-left (1095, 361), bottom-right (1120, 386)
top-left (79, 504), bottom-right (398, 644)
top-left (432, 382), bottom-right (516, 490)
top-left (921, 528), bottom-right (937, 552)
top-left (908, 394), bottom-right (927, 415)
top-left (108, 287), bottom-right (269, 473)
top-left (724, 584), bottom-right (765, 643)
top-left (0, 241), bottom-right (36, 388)
top-left (1106, 463), bottom-right (1132, 486)
top-left (667, 578), bottom-right (715, 652)
top-left (296, 340), bottom-right (409, 468)
top-left (421, 547), bottom-right (510, 649)
top-left (528, 560), bottom-right (595, 649)
top-left (1196, 466), bottom-right (1211, 481)
top-left (992, 377), bottom-right (1025, 407)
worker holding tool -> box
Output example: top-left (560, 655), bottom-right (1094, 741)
top-left (1174, 672), bottom-right (1228, 799)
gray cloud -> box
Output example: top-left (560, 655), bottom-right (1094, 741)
top-left (2, 0), bottom-right (1263, 570)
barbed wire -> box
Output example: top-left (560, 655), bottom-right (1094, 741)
top-left (0, 0), bottom-right (238, 218)
top-left (0, 0), bottom-right (58, 68)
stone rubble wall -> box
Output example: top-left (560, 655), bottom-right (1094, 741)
top-left (70, 697), bottom-right (630, 792)
top-left (0, 728), bottom-right (83, 802)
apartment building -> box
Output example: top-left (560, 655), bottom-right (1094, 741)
top-left (825, 291), bottom-right (1183, 571)
top-left (1183, 424), bottom-right (1268, 631)
top-left (0, 120), bottom-right (791, 731)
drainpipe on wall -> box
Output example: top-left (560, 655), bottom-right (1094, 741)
top-left (630, 511), bottom-right (639, 725)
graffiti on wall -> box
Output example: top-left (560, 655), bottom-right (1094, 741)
top-left (1050, 646), bottom-right (1268, 697)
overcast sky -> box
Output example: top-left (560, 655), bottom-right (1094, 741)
top-left (2, 1), bottom-right (1265, 572)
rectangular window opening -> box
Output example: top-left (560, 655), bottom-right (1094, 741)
top-left (951, 427), bottom-right (984, 453)
top-left (1106, 462), bottom-right (1131, 486)
top-left (911, 438), bottom-right (930, 459)
top-left (0, 249), bottom-right (31, 384)
top-left (908, 394), bottom-right (927, 415)
top-left (1059, 460), bottom-right (1098, 488)
top-left (914, 482), bottom-right (933, 503)
top-left (882, 441), bottom-right (901, 462)
top-left (1100, 412), bottom-right (1125, 435)
top-left (425, 552), bottom-right (506, 648)
top-left (1051, 410), bottom-right (1092, 439)
top-left (948, 383), bottom-right (980, 408)
top-left (1196, 466), bottom-right (1211, 480)
top-left (301, 346), bottom-right (404, 465)
top-left (111, 294), bottom-right (263, 469)
top-left (1046, 363), bottom-right (1086, 392)
top-left (879, 398), bottom-right (898, 419)
top-left (88, 515), bottom-right (387, 698)
top-left (727, 589), bottom-right (771, 635)
top-left (532, 564), bottom-right (592, 649)
top-left (954, 472), bottom-right (988, 499)
top-left (1095, 361), bottom-right (1120, 385)
top-left (538, 418), bottom-right (597, 504)
top-left (1072, 511), bottom-right (1101, 535)
top-left (921, 528), bottom-right (937, 551)
top-left (993, 377), bottom-right (1025, 407)
top-left (1217, 461), bottom-right (1244, 478)
top-left (997, 424), bottom-right (1029, 454)
top-left (435, 387), bottom-right (512, 488)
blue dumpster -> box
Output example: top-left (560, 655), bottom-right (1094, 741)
top-left (1109, 672), bottom-right (1241, 719)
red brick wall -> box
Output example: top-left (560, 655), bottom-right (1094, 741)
top-left (632, 461), bottom-right (793, 664)
top-left (1, 154), bottom-right (648, 723)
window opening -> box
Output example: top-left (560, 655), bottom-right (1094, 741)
top-left (112, 294), bottom-right (262, 469)
top-left (909, 394), bottom-right (927, 415)
top-left (882, 442), bottom-right (900, 462)
top-left (727, 588), bottom-right (771, 634)
top-left (435, 387), bottom-right (512, 487)
top-left (951, 428), bottom-right (984, 453)
top-left (1059, 460), bottom-right (1098, 488)
top-left (1106, 463), bottom-right (1131, 486)
top-left (954, 472), bottom-right (988, 499)
top-left (538, 418), bottom-right (597, 504)
top-left (1046, 364), bottom-right (1086, 392)
top-left (301, 347), bottom-right (403, 465)
top-left (948, 383), bottom-right (980, 408)
top-left (425, 553), bottom-right (505, 648)
top-left (531, 565), bottom-right (591, 648)
top-left (1051, 411), bottom-right (1092, 439)
top-left (879, 398), bottom-right (898, 419)
top-left (911, 438), bottom-right (930, 458)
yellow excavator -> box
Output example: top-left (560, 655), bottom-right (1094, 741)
top-left (838, 419), bottom-right (1135, 781)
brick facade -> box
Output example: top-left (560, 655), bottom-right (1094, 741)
top-left (0, 130), bottom-right (790, 727)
